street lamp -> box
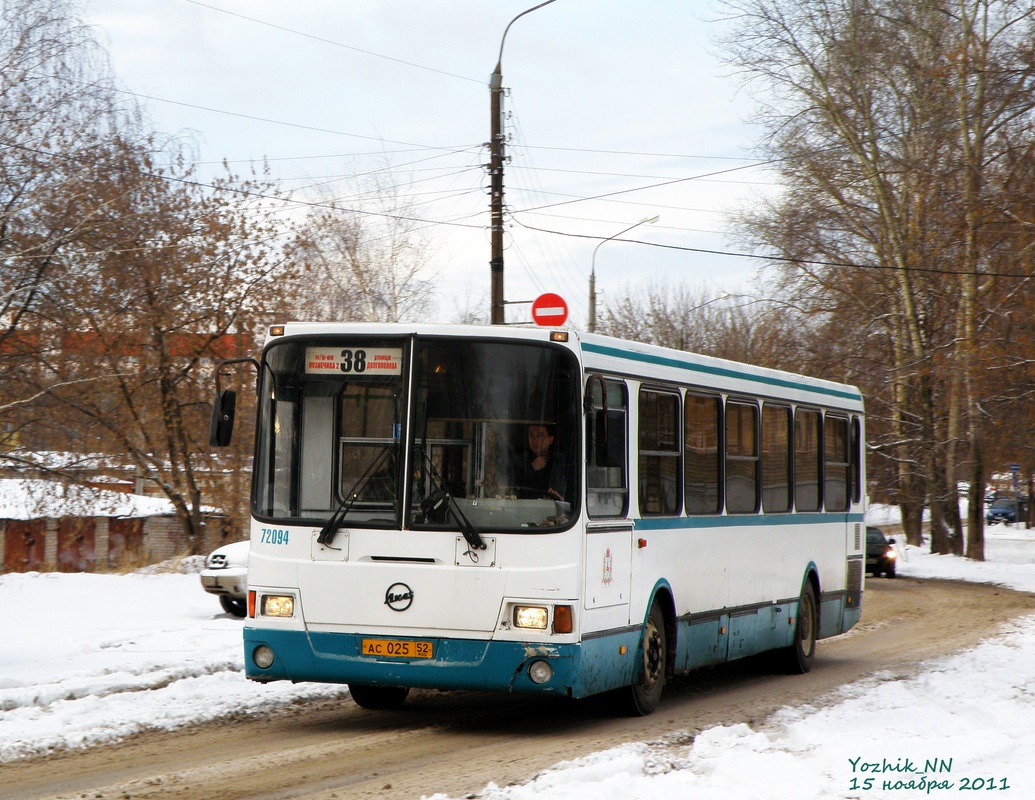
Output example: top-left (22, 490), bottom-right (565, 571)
top-left (489, 0), bottom-right (557, 325)
top-left (676, 292), bottom-right (730, 350)
top-left (588, 214), bottom-right (659, 333)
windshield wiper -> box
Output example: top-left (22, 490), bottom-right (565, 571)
top-left (417, 452), bottom-right (486, 552)
top-left (420, 489), bottom-right (486, 552)
top-left (316, 444), bottom-right (394, 547)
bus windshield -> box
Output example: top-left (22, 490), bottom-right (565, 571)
top-left (253, 335), bottom-right (580, 532)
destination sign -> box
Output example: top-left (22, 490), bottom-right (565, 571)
top-left (305, 347), bottom-right (403, 376)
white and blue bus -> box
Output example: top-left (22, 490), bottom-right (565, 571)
top-left (211, 323), bottom-right (865, 715)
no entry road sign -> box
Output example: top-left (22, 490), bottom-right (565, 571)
top-left (530, 292), bottom-right (568, 327)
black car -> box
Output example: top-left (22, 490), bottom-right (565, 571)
top-left (865, 526), bottom-right (897, 578)
top-left (986, 497), bottom-right (1027, 525)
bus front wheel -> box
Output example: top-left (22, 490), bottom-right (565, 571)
top-left (348, 684), bottom-right (410, 710)
top-left (780, 581), bottom-right (817, 674)
top-left (619, 600), bottom-right (667, 716)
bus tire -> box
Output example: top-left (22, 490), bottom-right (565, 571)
top-left (620, 600), bottom-right (667, 716)
top-left (780, 581), bottom-right (817, 674)
top-left (348, 684), bottom-right (410, 709)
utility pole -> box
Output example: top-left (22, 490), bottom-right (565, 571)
top-left (488, 1), bottom-right (556, 325)
top-left (489, 65), bottom-right (505, 325)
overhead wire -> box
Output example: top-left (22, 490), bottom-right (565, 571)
top-left (179, 0), bottom-right (484, 85)
top-left (509, 219), bottom-right (1035, 280)
top-left (0, 139), bottom-right (486, 234)
top-left (503, 90), bottom-right (594, 319)
top-left (28, 2), bottom-right (1035, 288)
top-left (112, 84), bottom-right (480, 153)
top-left (15, 95), bottom-right (1030, 281)
top-left (511, 160), bottom-right (779, 216)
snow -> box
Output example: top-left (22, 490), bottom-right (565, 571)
top-left (0, 478), bottom-right (177, 519)
top-left (3, 511), bottom-right (1035, 800)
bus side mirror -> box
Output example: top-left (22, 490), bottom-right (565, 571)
top-left (209, 389), bottom-right (237, 447)
top-left (595, 409), bottom-right (625, 468)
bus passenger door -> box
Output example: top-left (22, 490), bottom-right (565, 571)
top-left (583, 522), bottom-right (633, 628)
top-left (583, 376), bottom-right (633, 629)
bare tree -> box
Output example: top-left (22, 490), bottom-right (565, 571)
top-left (290, 166), bottom-right (437, 322)
top-left (16, 132), bottom-right (293, 551)
top-left (0, 0), bottom-right (133, 446)
top-left (719, 0), bottom-right (1035, 556)
top-left (600, 282), bottom-right (810, 371)
top-left (0, 0), bottom-right (308, 548)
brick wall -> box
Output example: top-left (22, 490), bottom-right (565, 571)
top-left (1, 513), bottom-right (232, 573)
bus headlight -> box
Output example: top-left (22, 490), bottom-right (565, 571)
top-left (514, 605), bottom-right (549, 629)
top-left (261, 595), bottom-right (295, 617)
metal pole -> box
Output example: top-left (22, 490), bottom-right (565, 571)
top-left (488, 1), bottom-right (557, 325)
top-left (587, 269), bottom-right (597, 334)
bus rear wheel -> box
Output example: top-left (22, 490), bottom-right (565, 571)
top-left (780, 581), bottom-right (817, 674)
top-left (619, 600), bottom-right (667, 716)
top-left (348, 684), bottom-right (410, 709)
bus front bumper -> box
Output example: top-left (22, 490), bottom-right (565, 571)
top-left (243, 626), bottom-right (598, 697)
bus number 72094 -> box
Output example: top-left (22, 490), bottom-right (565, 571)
top-left (211, 322), bottom-right (865, 716)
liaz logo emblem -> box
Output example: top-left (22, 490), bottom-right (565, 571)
top-left (384, 582), bottom-right (414, 611)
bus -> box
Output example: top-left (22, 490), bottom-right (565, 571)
top-left (210, 322), bottom-right (865, 715)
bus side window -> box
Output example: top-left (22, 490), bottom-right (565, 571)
top-left (795, 408), bottom-right (822, 511)
top-left (638, 389), bottom-right (681, 516)
top-left (851, 415), bottom-right (863, 505)
top-left (725, 400), bottom-right (759, 514)
top-left (824, 415), bottom-right (850, 512)
top-left (762, 403), bottom-right (792, 513)
top-left (587, 378), bottom-right (628, 518)
top-left (685, 393), bottom-right (722, 515)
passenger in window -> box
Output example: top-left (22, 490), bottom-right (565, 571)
top-left (513, 423), bottom-right (567, 501)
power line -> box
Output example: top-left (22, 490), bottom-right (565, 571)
top-left (0, 139), bottom-right (486, 235)
top-left (112, 85), bottom-right (480, 152)
top-left (511, 162), bottom-right (776, 215)
top-left (516, 209), bottom-right (725, 237)
top-left (510, 219), bottom-right (1035, 280)
top-left (505, 163), bottom-right (777, 185)
top-left (179, 0), bottom-right (483, 84)
top-left (507, 187), bottom-right (727, 217)
top-left (521, 144), bottom-right (758, 161)
top-left (504, 93), bottom-right (592, 309)
top-left (42, 72), bottom-right (778, 188)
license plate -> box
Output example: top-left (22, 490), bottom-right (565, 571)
top-left (360, 638), bottom-right (434, 659)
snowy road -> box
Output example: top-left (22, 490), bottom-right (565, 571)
top-left (4, 564), bottom-right (1034, 800)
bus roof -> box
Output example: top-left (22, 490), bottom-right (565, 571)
top-left (262, 322), bottom-right (864, 410)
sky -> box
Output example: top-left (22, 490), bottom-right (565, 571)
top-left (4, 507), bottom-right (1035, 800)
top-left (83, 0), bottom-right (770, 327)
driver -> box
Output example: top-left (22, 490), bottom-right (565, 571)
top-left (513, 423), bottom-right (567, 501)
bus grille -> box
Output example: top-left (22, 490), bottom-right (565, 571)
top-left (845, 558), bottom-right (864, 608)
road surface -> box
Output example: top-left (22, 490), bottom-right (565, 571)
top-left (3, 577), bottom-right (1034, 800)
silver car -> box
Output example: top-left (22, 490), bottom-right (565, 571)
top-left (200, 540), bottom-right (249, 617)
